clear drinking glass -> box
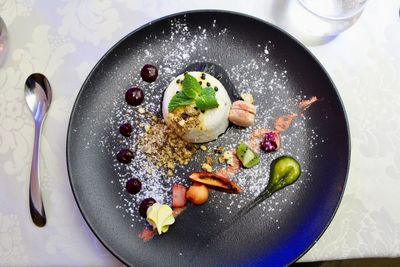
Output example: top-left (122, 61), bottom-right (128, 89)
top-left (269, 0), bottom-right (368, 46)
top-left (0, 16), bottom-right (8, 66)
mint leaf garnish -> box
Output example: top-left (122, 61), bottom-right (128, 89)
top-left (167, 74), bottom-right (219, 112)
top-left (182, 73), bottom-right (202, 98)
top-left (195, 87), bottom-right (219, 111)
top-left (168, 92), bottom-right (194, 112)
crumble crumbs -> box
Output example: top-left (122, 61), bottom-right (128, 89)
top-left (137, 116), bottom-right (198, 174)
top-left (167, 106), bottom-right (201, 137)
top-left (201, 163), bottom-right (212, 172)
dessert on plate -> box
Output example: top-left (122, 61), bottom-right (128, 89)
top-left (115, 64), bottom-right (316, 239)
top-left (162, 71), bottom-right (232, 143)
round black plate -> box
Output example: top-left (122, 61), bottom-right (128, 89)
top-left (67, 10), bottom-right (349, 267)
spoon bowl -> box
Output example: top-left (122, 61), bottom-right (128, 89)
top-left (25, 73), bottom-right (52, 121)
top-left (24, 73), bottom-right (52, 227)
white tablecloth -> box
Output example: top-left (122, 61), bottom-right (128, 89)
top-left (1, 0), bottom-right (399, 265)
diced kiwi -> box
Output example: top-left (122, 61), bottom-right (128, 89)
top-left (236, 143), bottom-right (260, 168)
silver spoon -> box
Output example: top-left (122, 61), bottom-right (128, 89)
top-left (25, 73), bottom-right (52, 227)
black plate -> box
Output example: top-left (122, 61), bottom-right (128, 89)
top-left (67, 10), bottom-right (350, 267)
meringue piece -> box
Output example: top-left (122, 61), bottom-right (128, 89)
top-left (146, 203), bottom-right (175, 235)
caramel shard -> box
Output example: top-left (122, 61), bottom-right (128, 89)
top-left (189, 172), bottom-right (242, 194)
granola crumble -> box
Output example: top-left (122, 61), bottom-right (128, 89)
top-left (167, 106), bottom-right (201, 137)
top-left (137, 116), bottom-right (198, 174)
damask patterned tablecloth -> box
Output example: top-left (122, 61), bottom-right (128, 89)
top-left (0, 0), bottom-right (399, 266)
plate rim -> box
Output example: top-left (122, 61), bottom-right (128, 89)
top-left (66, 9), bottom-right (351, 266)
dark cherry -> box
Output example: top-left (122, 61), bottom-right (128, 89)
top-left (125, 87), bottom-right (144, 106)
top-left (140, 64), bottom-right (158, 83)
top-left (126, 178), bottom-right (141, 194)
top-left (116, 149), bottom-right (134, 164)
top-left (119, 123), bottom-right (133, 137)
top-left (139, 198), bottom-right (156, 218)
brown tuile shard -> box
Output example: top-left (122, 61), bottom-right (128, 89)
top-left (189, 172), bottom-right (242, 194)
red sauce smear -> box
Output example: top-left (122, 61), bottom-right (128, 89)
top-left (172, 207), bottom-right (186, 218)
top-left (299, 96), bottom-right (318, 112)
top-left (274, 114), bottom-right (298, 133)
top-left (138, 228), bottom-right (155, 242)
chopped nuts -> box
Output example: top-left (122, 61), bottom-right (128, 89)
top-left (214, 146), bottom-right (224, 154)
top-left (200, 145), bottom-right (207, 151)
top-left (178, 119), bottom-right (186, 127)
top-left (184, 106), bottom-right (200, 116)
top-left (138, 107), bottom-right (146, 114)
top-left (167, 107), bottom-right (201, 137)
top-left (241, 93), bottom-right (254, 104)
top-left (201, 163), bottom-right (212, 172)
top-left (137, 118), bottom-right (197, 174)
top-left (205, 156), bottom-right (213, 165)
top-left (167, 161), bottom-right (175, 170)
top-left (151, 115), bottom-right (158, 122)
top-left (223, 151), bottom-right (234, 166)
top-left (218, 156), bottom-right (226, 164)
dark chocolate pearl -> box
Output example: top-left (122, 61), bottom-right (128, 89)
top-left (176, 79), bottom-right (181, 84)
top-left (214, 86), bottom-right (218, 92)
top-left (206, 82), bottom-right (211, 87)
top-left (119, 123), bottom-right (133, 137)
top-left (139, 198), bottom-right (156, 218)
top-left (125, 87), bottom-right (144, 106)
top-left (126, 178), bottom-right (141, 194)
top-left (140, 64), bottom-right (158, 83)
top-left (117, 149), bottom-right (134, 164)
top-left (198, 81), bottom-right (202, 85)
top-left (200, 73), bottom-right (206, 80)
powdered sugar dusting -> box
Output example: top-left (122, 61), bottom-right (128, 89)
top-left (91, 17), bottom-right (323, 228)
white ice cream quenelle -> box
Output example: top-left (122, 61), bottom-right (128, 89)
top-left (162, 71), bottom-right (231, 143)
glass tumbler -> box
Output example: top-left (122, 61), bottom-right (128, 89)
top-left (0, 16), bottom-right (8, 65)
top-left (270, 0), bottom-right (368, 45)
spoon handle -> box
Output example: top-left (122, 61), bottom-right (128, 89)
top-left (29, 121), bottom-right (46, 227)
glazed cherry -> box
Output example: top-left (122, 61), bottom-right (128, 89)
top-left (116, 149), bottom-right (134, 164)
top-left (126, 178), bottom-right (141, 194)
top-left (125, 87), bottom-right (144, 106)
top-left (119, 123), bottom-right (133, 137)
top-left (139, 198), bottom-right (156, 218)
top-left (140, 64), bottom-right (158, 83)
